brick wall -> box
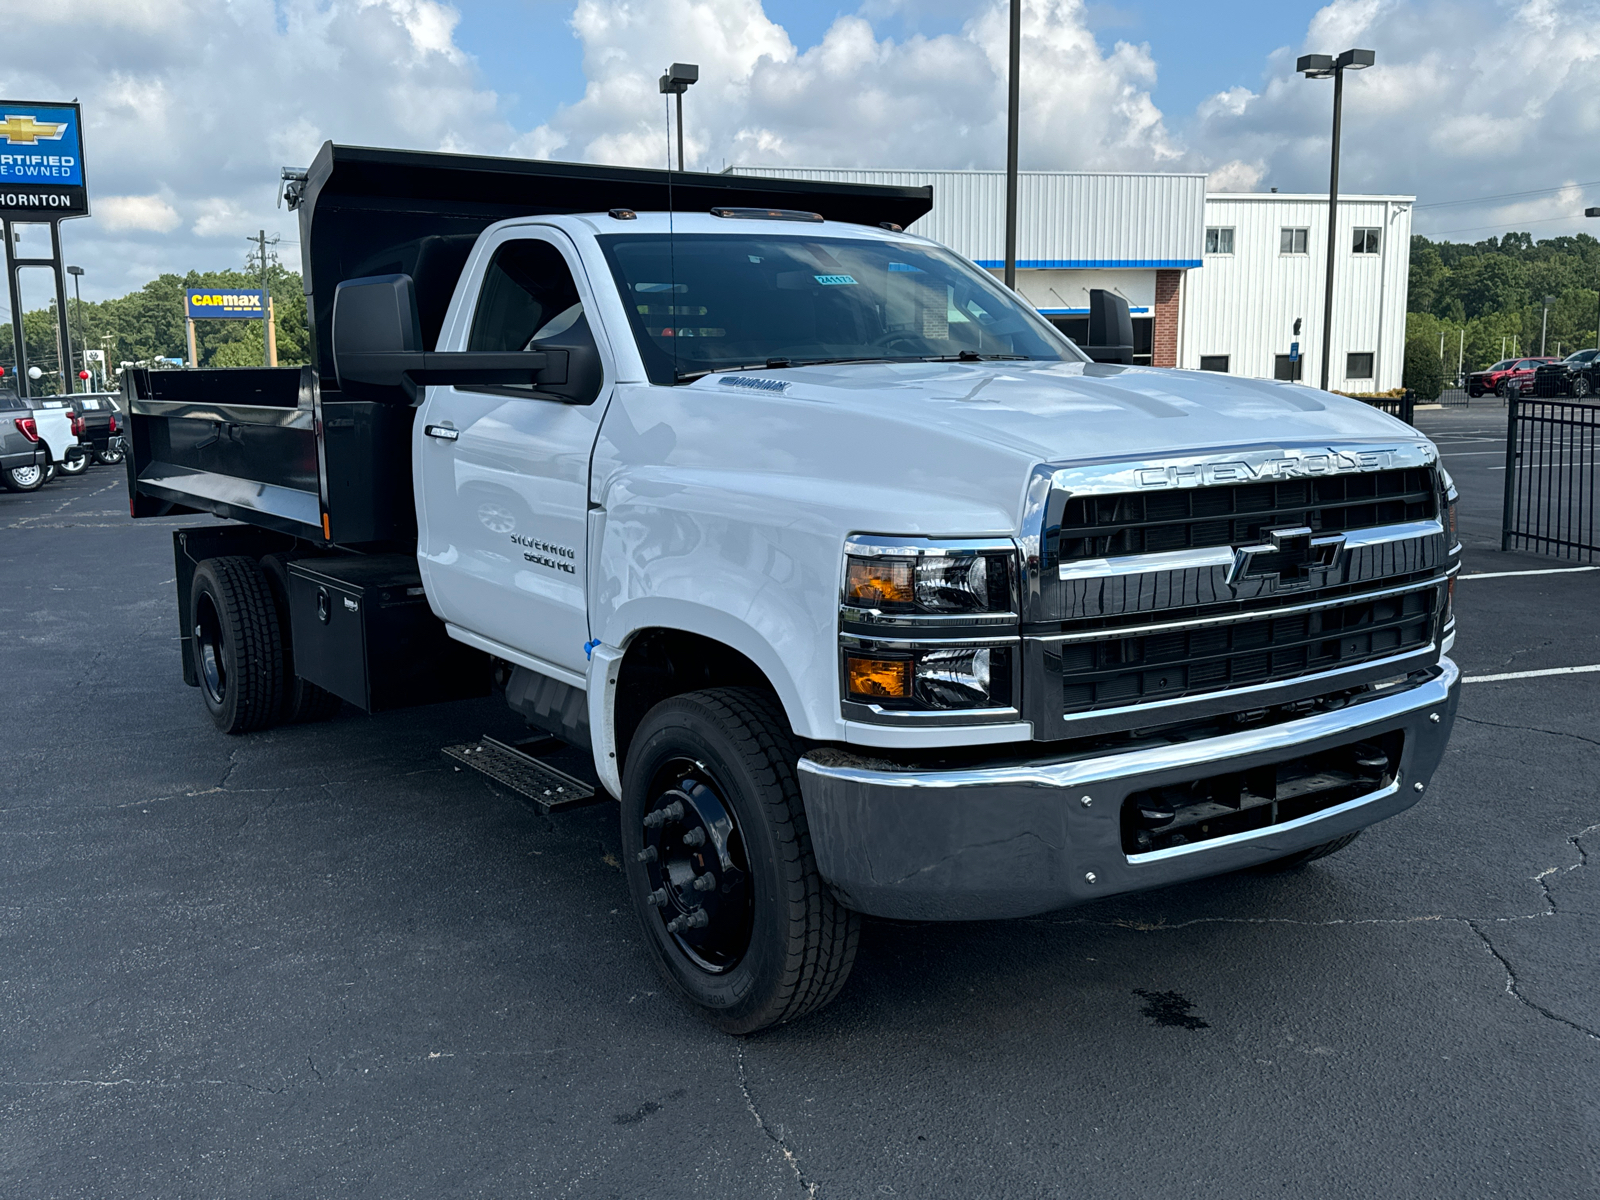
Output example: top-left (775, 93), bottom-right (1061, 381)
top-left (1153, 270), bottom-right (1182, 368)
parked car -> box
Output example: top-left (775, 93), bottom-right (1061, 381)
top-left (0, 390), bottom-right (47, 491)
top-left (125, 143), bottom-right (1463, 1034)
top-left (1465, 360), bottom-right (1515, 397)
top-left (1532, 348), bottom-right (1600, 398)
top-left (28, 398), bottom-right (91, 477)
top-left (1496, 357), bottom-right (1559, 398)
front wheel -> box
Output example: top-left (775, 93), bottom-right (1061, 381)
top-left (621, 688), bottom-right (859, 1034)
top-left (1468, 386), bottom-right (1482, 398)
top-left (1574, 375), bottom-right (1592, 399)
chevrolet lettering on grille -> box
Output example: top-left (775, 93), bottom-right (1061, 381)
top-left (1135, 448), bottom-right (1397, 490)
top-left (1225, 526), bottom-right (1348, 589)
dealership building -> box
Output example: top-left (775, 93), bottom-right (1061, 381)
top-left (733, 168), bottom-right (1414, 393)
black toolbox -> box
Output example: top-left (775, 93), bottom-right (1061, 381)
top-left (287, 554), bottom-right (489, 712)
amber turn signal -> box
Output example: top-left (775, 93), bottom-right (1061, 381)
top-left (846, 557), bottom-right (913, 606)
top-left (846, 654), bottom-right (910, 700)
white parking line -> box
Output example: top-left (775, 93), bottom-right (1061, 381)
top-left (1460, 566), bottom-right (1600, 580)
top-left (1463, 664), bottom-right (1600, 683)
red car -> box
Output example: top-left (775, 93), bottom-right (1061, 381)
top-left (1468, 357), bottom-right (1557, 398)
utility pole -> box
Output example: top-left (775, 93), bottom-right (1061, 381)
top-left (1540, 295), bottom-right (1555, 356)
top-left (1457, 328), bottom-right (1464, 385)
top-left (1003, 0), bottom-right (1021, 291)
top-left (246, 229), bottom-right (281, 367)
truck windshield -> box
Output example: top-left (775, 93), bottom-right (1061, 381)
top-left (597, 233), bottom-right (1084, 384)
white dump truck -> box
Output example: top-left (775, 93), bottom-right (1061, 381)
top-left (126, 145), bottom-right (1460, 1033)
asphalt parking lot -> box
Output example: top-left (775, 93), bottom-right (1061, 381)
top-left (3, 411), bottom-right (1597, 1199)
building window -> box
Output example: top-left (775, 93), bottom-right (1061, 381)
top-left (1346, 352), bottom-right (1375, 379)
top-left (1274, 354), bottom-right (1304, 381)
top-left (1199, 355), bottom-right (1230, 373)
top-left (1205, 227), bottom-right (1234, 255)
top-left (1280, 227), bottom-right (1309, 255)
top-left (1352, 227), bottom-right (1380, 254)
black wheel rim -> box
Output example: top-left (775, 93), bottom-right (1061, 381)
top-left (194, 594), bottom-right (227, 706)
top-left (639, 760), bottom-right (753, 973)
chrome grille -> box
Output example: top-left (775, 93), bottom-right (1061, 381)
top-left (1052, 468), bottom-right (1436, 564)
top-left (1054, 585), bottom-right (1436, 712)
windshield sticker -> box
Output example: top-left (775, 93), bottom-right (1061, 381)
top-left (719, 376), bottom-right (791, 393)
top-left (887, 263), bottom-right (923, 272)
top-left (814, 274), bottom-right (857, 286)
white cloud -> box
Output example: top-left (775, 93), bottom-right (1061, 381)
top-left (1191, 0), bottom-right (1600, 238)
top-left (95, 194), bottom-right (180, 233)
top-left (0, 0), bottom-right (509, 297)
top-left (518, 0), bottom-right (1192, 173)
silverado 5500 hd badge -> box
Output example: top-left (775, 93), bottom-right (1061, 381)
top-left (511, 534), bottom-right (577, 574)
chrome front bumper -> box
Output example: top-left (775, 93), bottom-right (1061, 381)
top-left (797, 658), bottom-right (1461, 921)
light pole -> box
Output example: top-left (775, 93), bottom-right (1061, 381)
top-left (1584, 206), bottom-right (1600, 348)
top-left (66, 265), bottom-right (85, 391)
top-left (1298, 48), bottom-right (1375, 391)
top-left (1540, 294), bottom-right (1556, 355)
top-left (1003, 0), bottom-right (1021, 290)
top-left (658, 63), bottom-right (699, 171)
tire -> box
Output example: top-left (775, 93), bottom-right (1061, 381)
top-left (621, 687), bottom-right (859, 1035)
top-left (1495, 380), bottom-right (1508, 398)
top-left (56, 453), bottom-right (88, 476)
top-left (2, 462), bottom-right (46, 491)
top-left (1251, 830), bottom-right (1361, 873)
top-left (94, 447), bottom-right (124, 465)
top-left (1468, 386), bottom-right (1482, 398)
top-left (1575, 376), bottom-right (1592, 399)
top-left (258, 554), bottom-right (343, 724)
top-left (189, 556), bottom-right (284, 734)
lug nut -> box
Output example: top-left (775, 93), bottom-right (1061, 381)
top-left (635, 846), bottom-right (658, 864)
top-left (646, 887), bottom-right (669, 907)
top-left (693, 873), bottom-right (716, 892)
top-left (1429, 713), bottom-right (1441, 724)
top-left (642, 800), bottom-right (684, 829)
top-left (1414, 782), bottom-right (1425, 793)
top-left (1080, 795), bottom-right (1093, 808)
top-left (683, 828), bottom-right (706, 847)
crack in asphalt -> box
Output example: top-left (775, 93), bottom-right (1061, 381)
top-left (1466, 921), bottom-right (1600, 1042)
top-left (1457, 713), bottom-right (1600, 750)
top-left (736, 1042), bottom-right (818, 1198)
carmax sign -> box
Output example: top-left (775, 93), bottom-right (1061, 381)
top-left (186, 289), bottom-right (267, 319)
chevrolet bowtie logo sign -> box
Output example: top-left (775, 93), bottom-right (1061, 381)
top-left (1226, 526), bottom-right (1347, 589)
top-left (0, 114), bottom-right (67, 145)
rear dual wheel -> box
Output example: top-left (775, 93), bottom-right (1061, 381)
top-left (621, 688), bottom-right (859, 1035)
top-left (190, 557), bottom-right (284, 734)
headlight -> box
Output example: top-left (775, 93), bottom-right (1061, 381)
top-left (840, 536), bottom-right (1021, 722)
top-left (843, 644), bottom-right (1014, 710)
top-left (843, 543), bottom-right (1016, 616)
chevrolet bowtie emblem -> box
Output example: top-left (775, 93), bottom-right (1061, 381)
top-left (1226, 526), bottom-right (1346, 589)
top-left (0, 114), bottom-right (68, 145)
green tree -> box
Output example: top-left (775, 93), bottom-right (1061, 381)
top-left (1403, 334), bottom-right (1444, 399)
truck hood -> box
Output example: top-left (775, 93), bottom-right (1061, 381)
top-left (703, 359), bottom-right (1425, 464)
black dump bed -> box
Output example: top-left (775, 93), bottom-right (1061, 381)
top-left (127, 143), bottom-right (933, 548)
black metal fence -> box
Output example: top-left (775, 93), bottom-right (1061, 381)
top-left (1501, 396), bottom-right (1600, 559)
top-left (1353, 391), bottom-right (1416, 425)
top-left (1439, 387), bottom-right (1469, 409)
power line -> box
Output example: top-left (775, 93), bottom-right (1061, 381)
top-left (1414, 180), bottom-right (1600, 211)
top-left (1420, 213), bottom-right (1594, 239)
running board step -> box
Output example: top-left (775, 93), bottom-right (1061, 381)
top-left (443, 735), bottom-right (600, 813)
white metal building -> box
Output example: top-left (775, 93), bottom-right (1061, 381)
top-left (731, 167), bottom-right (1413, 391)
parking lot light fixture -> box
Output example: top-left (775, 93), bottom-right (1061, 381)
top-left (1299, 48), bottom-right (1374, 391)
top-left (1585, 209), bottom-right (1600, 347)
top-left (658, 63), bottom-right (699, 172)
top-left (66, 266), bottom-right (86, 391)
top-left (1541, 295), bottom-right (1557, 356)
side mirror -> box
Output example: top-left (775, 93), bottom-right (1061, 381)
top-left (1081, 289), bottom-right (1134, 365)
top-left (333, 273), bottom-right (583, 401)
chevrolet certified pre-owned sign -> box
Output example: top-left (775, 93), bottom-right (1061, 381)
top-left (186, 290), bottom-right (267, 319)
top-left (0, 101), bottom-right (87, 221)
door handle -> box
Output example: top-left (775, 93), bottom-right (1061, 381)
top-left (424, 424), bottom-right (459, 441)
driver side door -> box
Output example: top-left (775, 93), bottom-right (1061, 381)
top-left (417, 229), bottom-right (611, 680)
